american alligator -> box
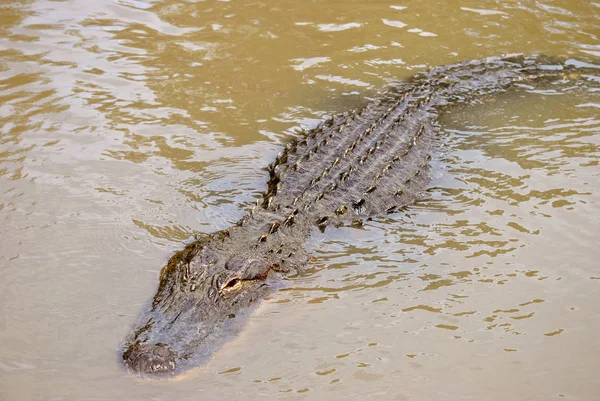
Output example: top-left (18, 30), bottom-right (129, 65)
top-left (122, 54), bottom-right (596, 375)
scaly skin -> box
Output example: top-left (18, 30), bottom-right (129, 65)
top-left (122, 55), bottom-right (596, 375)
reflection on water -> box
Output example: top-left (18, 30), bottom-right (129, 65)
top-left (0, 0), bottom-right (599, 400)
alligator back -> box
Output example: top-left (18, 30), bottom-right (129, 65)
top-left (217, 55), bottom-right (591, 270)
top-left (262, 55), bottom-right (570, 228)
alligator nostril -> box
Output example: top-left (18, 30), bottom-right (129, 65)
top-left (123, 343), bottom-right (176, 374)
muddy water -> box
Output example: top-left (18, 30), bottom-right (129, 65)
top-left (1, 0), bottom-right (599, 400)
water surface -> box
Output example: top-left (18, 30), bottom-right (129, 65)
top-left (1, 0), bottom-right (599, 400)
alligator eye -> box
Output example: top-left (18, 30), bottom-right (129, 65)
top-left (221, 277), bottom-right (242, 292)
top-left (225, 278), bottom-right (239, 288)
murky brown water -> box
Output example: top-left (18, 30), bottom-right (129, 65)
top-left (1, 0), bottom-right (599, 400)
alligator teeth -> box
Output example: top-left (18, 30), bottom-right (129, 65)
top-left (258, 234), bottom-right (268, 243)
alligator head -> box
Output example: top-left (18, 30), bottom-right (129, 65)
top-left (122, 233), bottom-right (282, 375)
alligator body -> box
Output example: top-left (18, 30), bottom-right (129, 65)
top-left (122, 55), bottom-right (594, 375)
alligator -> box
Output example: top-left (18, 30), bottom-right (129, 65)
top-left (122, 54), bottom-right (596, 375)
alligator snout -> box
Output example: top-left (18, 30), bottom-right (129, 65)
top-left (123, 343), bottom-right (176, 374)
